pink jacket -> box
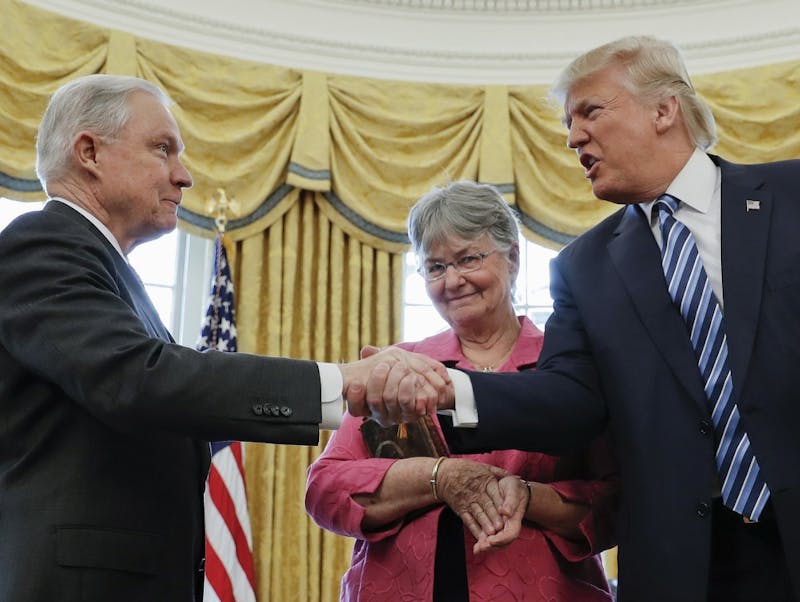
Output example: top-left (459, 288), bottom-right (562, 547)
top-left (306, 317), bottom-right (618, 601)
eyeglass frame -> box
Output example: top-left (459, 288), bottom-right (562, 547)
top-left (416, 249), bottom-right (498, 282)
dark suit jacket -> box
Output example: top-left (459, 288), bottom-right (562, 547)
top-left (0, 202), bottom-right (323, 601)
top-left (443, 156), bottom-right (800, 602)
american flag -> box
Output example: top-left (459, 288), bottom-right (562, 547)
top-left (197, 237), bottom-right (257, 602)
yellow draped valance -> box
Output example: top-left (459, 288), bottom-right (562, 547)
top-left (3, 0), bottom-right (799, 250)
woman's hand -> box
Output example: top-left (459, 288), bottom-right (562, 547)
top-left (472, 475), bottom-right (531, 554)
top-left (435, 458), bottom-right (509, 543)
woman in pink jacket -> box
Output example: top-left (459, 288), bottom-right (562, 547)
top-left (306, 181), bottom-right (618, 601)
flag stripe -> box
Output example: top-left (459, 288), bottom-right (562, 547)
top-left (208, 449), bottom-right (256, 574)
top-left (204, 535), bottom-right (234, 601)
top-left (205, 468), bottom-right (257, 601)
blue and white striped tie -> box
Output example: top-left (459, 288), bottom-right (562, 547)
top-left (656, 194), bottom-right (770, 521)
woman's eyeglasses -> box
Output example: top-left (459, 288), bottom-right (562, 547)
top-left (417, 250), bottom-right (497, 282)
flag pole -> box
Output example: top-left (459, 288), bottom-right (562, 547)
top-left (204, 188), bottom-right (239, 350)
top-left (198, 189), bottom-right (256, 602)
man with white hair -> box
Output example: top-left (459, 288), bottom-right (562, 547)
top-left (357, 36), bottom-right (800, 602)
top-left (0, 74), bottom-right (446, 601)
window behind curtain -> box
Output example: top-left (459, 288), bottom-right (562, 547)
top-left (403, 236), bottom-right (557, 342)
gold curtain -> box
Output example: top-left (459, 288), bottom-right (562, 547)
top-left (2, 0), bottom-right (800, 598)
top-left (3, 0), bottom-right (799, 246)
top-left (228, 191), bottom-right (403, 601)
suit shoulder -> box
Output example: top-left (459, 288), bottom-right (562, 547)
top-left (747, 157), bottom-right (800, 171)
top-left (559, 205), bottom-right (629, 259)
top-left (1, 205), bottom-right (89, 240)
top-left (0, 208), bottom-right (120, 282)
top-left (716, 155), bottom-right (799, 185)
top-left (752, 159), bottom-right (800, 190)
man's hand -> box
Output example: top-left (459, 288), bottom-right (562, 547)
top-left (340, 346), bottom-right (452, 425)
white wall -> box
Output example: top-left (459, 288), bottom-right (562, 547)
top-left (23, 0), bottom-right (800, 84)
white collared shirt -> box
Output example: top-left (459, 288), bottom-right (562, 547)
top-left (639, 149), bottom-right (723, 306)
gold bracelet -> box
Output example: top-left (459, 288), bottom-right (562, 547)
top-left (520, 478), bottom-right (532, 508)
top-left (430, 456), bottom-right (447, 502)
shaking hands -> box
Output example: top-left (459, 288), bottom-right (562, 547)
top-left (340, 345), bottom-right (453, 425)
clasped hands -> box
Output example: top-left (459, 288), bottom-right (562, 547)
top-left (340, 346), bottom-right (528, 552)
top-left (434, 458), bottom-right (531, 554)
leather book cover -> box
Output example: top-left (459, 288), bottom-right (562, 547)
top-left (360, 415), bottom-right (449, 458)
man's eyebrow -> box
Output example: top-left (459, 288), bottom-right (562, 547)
top-left (161, 132), bottom-right (185, 153)
top-left (561, 98), bottom-right (591, 127)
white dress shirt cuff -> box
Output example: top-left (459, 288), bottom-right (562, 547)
top-left (437, 368), bottom-right (478, 428)
top-left (317, 362), bottom-right (345, 430)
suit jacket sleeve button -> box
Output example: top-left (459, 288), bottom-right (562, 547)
top-left (280, 406), bottom-right (293, 417)
top-left (269, 405), bottom-right (280, 416)
top-left (252, 404), bottom-right (264, 415)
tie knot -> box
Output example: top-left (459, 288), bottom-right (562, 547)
top-left (655, 193), bottom-right (680, 216)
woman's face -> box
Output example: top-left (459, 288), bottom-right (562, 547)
top-left (422, 234), bottom-right (517, 333)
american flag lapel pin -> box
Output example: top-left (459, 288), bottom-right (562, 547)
top-left (745, 199), bottom-right (760, 212)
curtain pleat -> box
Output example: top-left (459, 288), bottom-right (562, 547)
top-left (697, 62), bottom-right (800, 161)
top-left (235, 192), bottom-right (401, 600)
top-left (0, 0), bottom-right (108, 198)
top-left (327, 76), bottom-right (483, 242)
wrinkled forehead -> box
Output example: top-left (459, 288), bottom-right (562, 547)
top-left (563, 65), bottom-right (633, 113)
top-left (125, 91), bottom-right (185, 149)
top-left (421, 233), bottom-right (491, 261)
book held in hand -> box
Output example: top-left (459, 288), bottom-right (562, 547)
top-left (360, 415), bottom-right (449, 458)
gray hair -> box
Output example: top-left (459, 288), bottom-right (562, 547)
top-left (407, 180), bottom-right (519, 257)
top-left (36, 74), bottom-right (170, 189)
top-left (550, 36), bottom-right (717, 151)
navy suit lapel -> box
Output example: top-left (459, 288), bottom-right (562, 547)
top-left (110, 248), bottom-right (212, 482)
top-left (716, 158), bottom-right (771, 403)
top-left (114, 255), bottom-right (174, 342)
top-left (608, 204), bottom-right (709, 410)
top-left (114, 260), bottom-right (212, 476)
top-left (45, 201), bottom-right (174, 342)
top-left (45, 202), bottom-right (211, 478)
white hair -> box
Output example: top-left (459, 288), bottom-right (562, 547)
top-left (550, 36), bottom-right (717, 150)
top-left (407, 180), bottom-right (519, 257)
top-left (36, 74), bottom-right (170, 189)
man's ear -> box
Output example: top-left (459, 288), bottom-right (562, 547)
top-left (654, 95), bottom-right (680, 134)
top-left (73, 131), bottom-right (102, 176)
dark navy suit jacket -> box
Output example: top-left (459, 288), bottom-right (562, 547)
top-left (444, 156), bottom-right (800, 602)
top-left (0, 202), bottom-right (323, 601)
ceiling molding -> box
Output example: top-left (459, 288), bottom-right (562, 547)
top-left (24, 0), bottom-right (800, 84)
top-left (306, 0), bottom-right (712, 13)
